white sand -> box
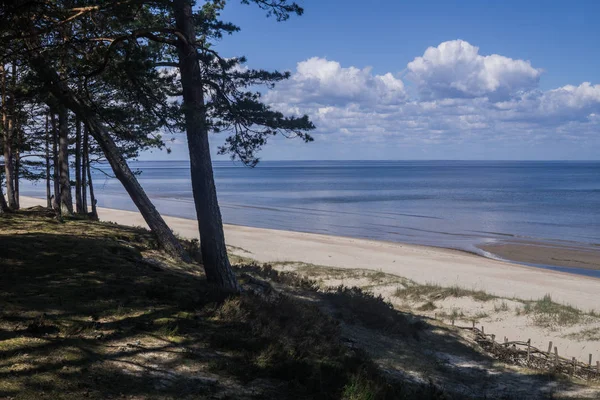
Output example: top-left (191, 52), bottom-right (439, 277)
top-left (18, 196), bottom-right (600, 312)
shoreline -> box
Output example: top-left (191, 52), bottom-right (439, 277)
top-left (15, 195), bottom-right (600, 312)
top-left (17, 195), bottom-right (600, 272)
top-left (479, 241), bottom-right (600, 271)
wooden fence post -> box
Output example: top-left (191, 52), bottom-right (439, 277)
top-left (472, 320), bottom-right (475, 329)
top-left (572, 357), bottom-right (576, 377)
top-left (547, 341), bottom-right (553, 354)
top-left (527, 339), bottom-right (531, 364)
top-left (597, 361), bottom-right (599, 374)
top-left (482, 326), bottom-right (484, 335)
top-left (589, 354), bottom-right (592, 366)
top-left (554, 347), bottom-right (559, 368)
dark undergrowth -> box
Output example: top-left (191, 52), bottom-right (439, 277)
top-left (0, 208), bottom-right (452, 399)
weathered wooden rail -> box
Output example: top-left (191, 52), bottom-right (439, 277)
top-left (459, 322), bottom-right (600, 381)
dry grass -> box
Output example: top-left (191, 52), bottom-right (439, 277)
top-left (394, 283), bottom-right (496, 302)
top-left (563, 328), bottom-right (600, 342)
top-left (520, 294), bottom-right (585, 329)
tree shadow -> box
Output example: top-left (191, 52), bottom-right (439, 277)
top-left (1, 211), bottom-right (596, 399)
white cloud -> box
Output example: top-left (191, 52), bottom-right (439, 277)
top-left (265, 57), bottom-right (406, 106)
top-left (263, 41), bottom-right (600, 151)
top-left (407, 40), bottom-right (542, 100)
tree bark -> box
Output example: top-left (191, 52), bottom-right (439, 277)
top-left (14, 140), bottom-right (19, 209)
top-left (86, 142), bottom-right (97, 220)
top-left (57, 105), bottom-right (73, 215)
top-left (75, 117), bottom-right (83, 214)
top-left (23, 40), bottom-right (189, 261)
top-left (0, 173), bottom-right (8, 213)
top-left (14, 130), bottom-right (20, 210)
top-left (12, 63), bottom-right (19, 210)
top-left (82, 124), bottom-right (88, 213)
top-left (45, 113), bottom-right (52, 208)
top-left (174, 0), bottom-right (239, 291)
top-left (1, 63), bottom-right (17, 210)
top-left (51, 112), bottom-right (60, 213)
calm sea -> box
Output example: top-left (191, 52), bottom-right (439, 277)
top-left (20, 160), bottom-right (600, 264)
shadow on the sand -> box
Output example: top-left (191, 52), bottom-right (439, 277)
top-left (0, 210), bottom-right (593, 399)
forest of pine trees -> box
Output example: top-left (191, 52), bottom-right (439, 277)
top-left (0, 0), bottom-right (314, 291)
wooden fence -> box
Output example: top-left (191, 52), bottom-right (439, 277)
top-left (456, 321), bottom-right (600, 381)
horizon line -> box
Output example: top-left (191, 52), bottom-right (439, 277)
top-left (134, 159), bottom-right (600, 162)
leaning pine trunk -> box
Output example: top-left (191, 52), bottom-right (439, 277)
top-left (23, 38), bottom-right (190, 262)
top-left (174, 0), bottom-right (239, 291)
top-left (58, 106), bottom-right (73, 215)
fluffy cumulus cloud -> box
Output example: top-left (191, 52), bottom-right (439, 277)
top-left (265, 57), bottom-right (406, 106)
top-left (407, 40), bottom-right (542, 100)
top-left (263, 40), bottom-right (600, 153)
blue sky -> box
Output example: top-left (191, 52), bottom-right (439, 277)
top-left (143, 0), bottom-right (600, 161)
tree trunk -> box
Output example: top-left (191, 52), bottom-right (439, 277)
top-left (0, 173), bottom-right (8, 213)
top-left (82, 124), bottom-right (88, 213)
top-left (12, 64), bottom-right (19, 210)
top-left (23, 40), bottom-right (189, 261)
top-left (58, 106), bottom-right (73, 215)
top-left (174, 0), bottom-right (239, 291)
top-left (75, 117), bottom-right (83, 214)
top-left (86, 144), bottom-right (97, 220)
top-left (51, 112), bottom-right (60, 213)
top-left (14, 131), bottom-right (21, 210)
top-left (14, 141), bottom-right (19, 209)
top-left (45, 114), bottom-right (52, 208)
top-left (1, 63), bottom-right (16, 210)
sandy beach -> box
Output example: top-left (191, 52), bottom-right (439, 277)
top-left (13, 196), bottom-right (600, 363)
top-left (17, 196), bottom-right (600, 312)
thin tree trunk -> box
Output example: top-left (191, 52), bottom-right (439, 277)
top-left (0, 173), bottom-right (8, 213)
top-left (86, 148), bottom-right (97, 219)
top-left (58, 106), bottom-right (73, 215)
top-left (12, 63), bottom-right (19, 210)
top-left (2, 63), bottom-right (16, 210)
top-left (82, 124), bottom-right (88, 213)
top-left (23, 40), bottom-right (189, 261)
top-left (51, 112), bottom-right (60, 214)
top-left (45, 113), bottom-right (51, 208)
top-left (75, 117), bottom-right (83, 214)
top-left (14, 140), bottom-right (19, 209)
top-left (14, 129), bottom-right (23, 210)
top-left (174, 0), bottom-right (239, 291)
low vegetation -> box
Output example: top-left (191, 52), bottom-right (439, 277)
top-left (0, 208), bottom-right (451, 399)
top-left (394, 283), bottom-right (496, 302)
top-left (3, 208), bottom-right (598, 399)
top-left (521, 294), bottom-right (583, 328)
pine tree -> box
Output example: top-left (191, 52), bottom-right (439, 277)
top-left (0, 1), bottom-right (315, 290)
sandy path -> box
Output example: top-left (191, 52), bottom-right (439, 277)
top-left (18, 196), bottom-right (600, 312)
